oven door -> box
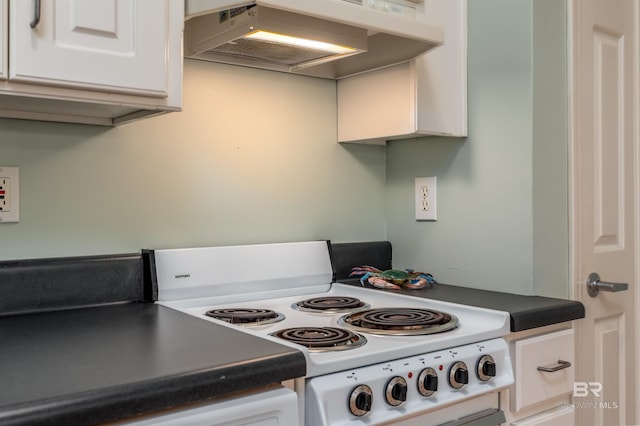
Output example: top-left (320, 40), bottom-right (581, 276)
top-left (116, 385), bottom-right (298, 426)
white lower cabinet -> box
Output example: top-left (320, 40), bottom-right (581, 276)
top-left (512, 328), bottom-right (575, 411)
top-left (0, 0), bottom-right (183, 125)
top-left (511, 405), bottom-right (575, 426)
top-left (501, 325), bottom-right (576, 425)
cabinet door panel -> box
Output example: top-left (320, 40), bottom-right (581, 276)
top-left (9, 0), bottom-right (169, 96)
top-left (337, 0), bottom-right (466, 144)
top-left (513, 329), bottom-right (575, 412)
top-left (338, 62), bottom-right (415, 144)
top-left (1, 0), bottom-right (6, 80)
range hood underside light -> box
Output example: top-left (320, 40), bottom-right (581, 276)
top-left (211, 33), bottom-right (363, 70)
top-left (245, 31), bottom-right (358, 55)
top-left (185, 5), bottom-right (440, 79)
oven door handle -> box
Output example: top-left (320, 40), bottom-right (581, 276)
top-left (437, 408), bottom-right (506, 426)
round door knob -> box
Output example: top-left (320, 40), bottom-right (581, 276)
top-left (349, 385), bottom-right (373, 416)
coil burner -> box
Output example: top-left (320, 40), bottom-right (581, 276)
top-left (338, 308), bottom-right (458, 336)
top-left (205, 308), bottom-right (285, 326)
top-left (292, 296), bottom-right (369, 313)
top-left (270, 326), bottom-right (367, 352)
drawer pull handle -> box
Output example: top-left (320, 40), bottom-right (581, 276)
top-left (537, 360), bottom-right (571, 372)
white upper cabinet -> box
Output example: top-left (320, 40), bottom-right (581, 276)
top-left (338, 0), bottom-right (466, 144)
top-left (11, 0), bottom-right (168, 96)
top-left (0, 0), bottom-right (183, 125)
top-left (0, 0), bottom-right (7, 80)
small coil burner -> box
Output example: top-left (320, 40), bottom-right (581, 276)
top-left (270, 327), bottom-right (367, 352)
top-left (338, 308), bottom-right (458, 336)
top-left (205, 308), bottom-right (285, 326)
top-left (292, 296), bottom-right (369, 313)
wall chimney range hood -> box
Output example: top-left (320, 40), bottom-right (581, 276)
top-left (184, 0), bottom-right (444, 79)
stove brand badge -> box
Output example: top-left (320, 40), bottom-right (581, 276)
top-left (174, 273), bottom-right (191, 279)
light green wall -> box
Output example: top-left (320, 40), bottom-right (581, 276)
top-left (0, 1), bottom-right (569, 298)
top-left (532, 0), bottom-right (569, 298)
top-left (385, 0), bottom-right (568, 297)
top-left (0, 59), bottom-right (387, 260)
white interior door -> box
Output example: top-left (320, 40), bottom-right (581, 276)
top-left (571, 0), bottom-right (638, 425)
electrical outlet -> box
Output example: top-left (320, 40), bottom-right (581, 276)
top-left (0, 177), bottom-right (10, 211)
top-left (0, 166), bottom-right (19, 223)
top-left (415, 176), bottom-right (437, 221)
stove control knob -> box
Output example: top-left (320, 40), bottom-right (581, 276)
top-left (349, 384), bottom-right (373, 417)
top-left (385, 376), bottom-right (408, 406)
top-left (449, 361), bottom-right (469, 389)
top-left (417, 367), bottom-right (438, 397)
top-left (476, 355), bottom-right (497, 381)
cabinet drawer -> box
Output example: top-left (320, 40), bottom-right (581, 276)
top-left (512, 329), bottom-right (574, 412)
top-left (511, 405), bottom-right (575, 426)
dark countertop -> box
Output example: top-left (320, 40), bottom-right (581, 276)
top-left (398, 283), bottom-right (585, 331)
top-left (339, 279), bottom-right (585, 332)
top-left (0, 303), bottom-right (306, 426)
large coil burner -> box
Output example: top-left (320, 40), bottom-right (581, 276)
top-left (270, 326), bottom-right (367, 352)
top-left (338, 307), bottom-right (458, 336)
top-left (205, 308), bottom-right (285, 326)
top-left (292, 296), bottom-right (369, 313)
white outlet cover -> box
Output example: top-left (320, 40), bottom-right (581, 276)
top-left (0, 166), bottom-right (19, 223)
top-left (415, 176), bottom-right (437, 221)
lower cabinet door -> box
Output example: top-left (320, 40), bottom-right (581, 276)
top-left (512, 328), bottom-right (575, 412)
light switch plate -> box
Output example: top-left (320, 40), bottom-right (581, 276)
top-left (0, 166), bottom-right (19, 223)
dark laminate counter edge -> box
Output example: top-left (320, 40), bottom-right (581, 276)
top-left (504, 304), bottom-right (585, 331)
top-left (0, 352), bottom-right (303, 426)
top-left (0, 303), bottom-right (306, 426)
top-left (337, 279), bottom-right (585, 332)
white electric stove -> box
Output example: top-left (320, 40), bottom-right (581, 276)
top-left (150, 241), bottom-right (514, 426)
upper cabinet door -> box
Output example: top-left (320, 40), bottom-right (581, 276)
top-left (337, 0), bottom-right (466, 144)
top-left (0, 0), bottom-right (7, 80)
top-left (9, 0), bottom-right (170, 97)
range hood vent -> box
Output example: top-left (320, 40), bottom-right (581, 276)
top-left (184, 1), bottom-right (443, 79)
